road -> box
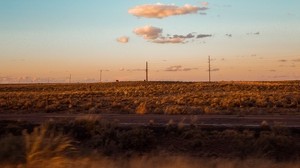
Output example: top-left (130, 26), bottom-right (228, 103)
top-left (0, 113), bottom-right (300, 128)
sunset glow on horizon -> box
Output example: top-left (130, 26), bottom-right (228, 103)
top-left (1, 0), bottom-right (300, 83)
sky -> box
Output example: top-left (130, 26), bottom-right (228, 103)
top-left (0, 0), bottom-right (300, 83)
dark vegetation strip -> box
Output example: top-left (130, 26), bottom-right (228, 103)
top-left (0, 119), bottom-right (299, 165)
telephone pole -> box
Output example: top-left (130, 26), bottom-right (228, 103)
top-left (146, 61), bottom-right (149, 82)
top-left (99, 70), bottom-right (102, 83)
top-left (69, 74), bottom-right (72, 83)
top-left (208, 56), bottom-right (211, 82)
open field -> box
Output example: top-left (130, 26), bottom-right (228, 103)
top-left (0, 81), bottom-right (300, 115)
top-left (1, 81), bottom-right (300, 167)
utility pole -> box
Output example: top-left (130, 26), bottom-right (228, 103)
top-left (208, 56), bottom-right (211, 82)
top-left (69, 74), bottom-right (72, 83)
top-left (146, 61), bottom-right (149, 82)
top-left (99, 70), bottom-right (102, 83)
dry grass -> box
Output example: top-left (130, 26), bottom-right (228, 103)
top-left (135, 102), bottom-right (148, 115)
top-left (0, 120), bottom-right (299, 168)
top-left (21, 124), bottom-right (74, 168)
top-left (0, 81), bottom-right (299, 115)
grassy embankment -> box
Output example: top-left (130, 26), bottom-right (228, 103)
top-left (0, 119), bottom-right (299, 168)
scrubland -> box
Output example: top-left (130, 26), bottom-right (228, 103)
top-left (0, 119), bottom-right (300, 167)
top-left (0, 81), bottom-right (299, 115)
top-left (1, 81), bottom-right (300, 167)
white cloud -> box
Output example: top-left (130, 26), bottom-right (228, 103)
top-left (134, 26), bottom-right (162, 39)
top-left (117, 36), bottom-right (129, 43)
top-left (153, 37), bottom-right (185, 44)
top-left (128, 3), bottom-right (207, 19)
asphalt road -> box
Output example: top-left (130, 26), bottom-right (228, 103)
top-left (0, 114), bottom-right (300, 128)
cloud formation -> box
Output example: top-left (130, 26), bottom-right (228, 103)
top-left (247, 32), bottom-right (260, 35)
top-left (196, 34), bottom-right (212, 38)
top-left (133, 26), bottom-right (184, 44)
top-left (153, 38), bottom-right (185, 44)
top-left (128, 3), bottom-right (208, 19)
top-left (117, 36), bottom-right (129, 43)
top-left (182, 68), bottom-right (198, 71)
top-left (292, 58), bottom-right (300, 62)
top-left (127, 69), bottom-right (145, 72)
top-left (173, 33), bottom-right (195, 39)
top-left (165, 66), bottom-right (183, 71)
top-left (133, 26), bottom-right (213, 44)
top-left (134, 26), bottom-right (162, 39)
top-left (278, 59), bottom-right (287, 62)
top-left (210, 68), bottom-right (220, 72)
top-left (225, 34), bottom-right (232, 37)
top-left (165, 65), bottom-right (198, 72)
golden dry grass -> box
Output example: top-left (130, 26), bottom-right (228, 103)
top-left (20, 124), bottom-right (74, 168)
top-left (1, 81), bottom-right (299, 115)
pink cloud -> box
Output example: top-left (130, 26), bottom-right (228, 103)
top-left (117, 36), bottom-right (129, 43)
top-left (133, 26), bottom-right (162, 39)
top-left (128, 3), bottom-right (207, 19)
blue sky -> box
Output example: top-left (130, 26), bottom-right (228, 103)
top-left (0, 0), bottom-right (300, 83)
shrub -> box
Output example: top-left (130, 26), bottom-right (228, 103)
top-left (118, 127), bottom-right (155, 152)
top-left (136, 102), bottom-right (148, 114)
top-left (254, 131), bottom-right (297, 160)
top-left (22, 124), bottom-right (75, 168)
